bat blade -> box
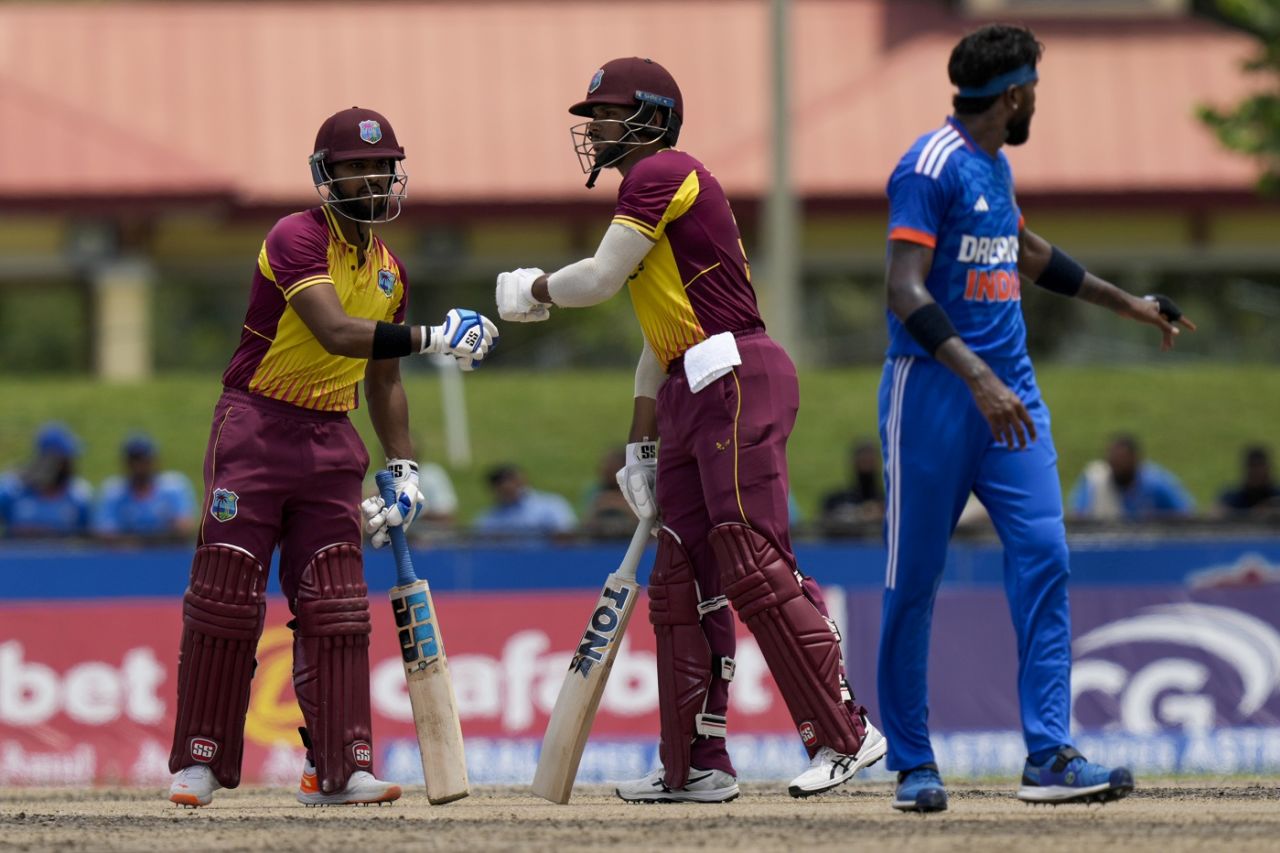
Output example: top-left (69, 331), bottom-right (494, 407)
top-left (531, 520), bottom-right (653, 804)
top-left (391, 578), bottom-right (469, 804)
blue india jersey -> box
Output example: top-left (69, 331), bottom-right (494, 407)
top-left (885, 117), bottom-right (1027, 359)
top-left (0, 473), bottom-right (93, 537)
top-left (92, 471), bottom-right (197, 536)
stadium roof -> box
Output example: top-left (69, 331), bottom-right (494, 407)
top-left (0, 0), bottom-right (1263, 211)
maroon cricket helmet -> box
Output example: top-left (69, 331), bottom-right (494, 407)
top-left (569, 57), bottom-right (683, 120)
top-left (309, 107), bottom-right (408, 223)
top-left (312, 106), bottom-right (405, 164)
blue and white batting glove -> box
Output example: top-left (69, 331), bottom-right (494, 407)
top-left (423, 309), bottom-right (499, 371)
top-left (360, 459), bottom-right (425, 548)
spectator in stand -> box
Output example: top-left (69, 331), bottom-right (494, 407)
top-left (1068, 433), bottom-right (1195, 521)
top-left (1218, 445), bottom-right (1280, 515)
top-left (820, 440), bottom-right (886, 526)
top-left (0, 422), bottom-right (93, 538)
top-left (92, 433), bottom-right (197, 540)
top-left (412, 461), bottom-right (461, 530)
top-left (473, 463), bottom-right (577, 536)
top-left (580, 447), bottom-right (634, 536)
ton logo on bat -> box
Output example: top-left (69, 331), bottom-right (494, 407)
top-left (569, 585), bottom-right (632, 677)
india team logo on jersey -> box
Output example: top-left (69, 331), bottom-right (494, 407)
top-left (958, 233), bottom-right (1022, 303)
top-left (210, 488), bottom-right (239, 523)
top-left (377, 268), bottom-right (397, 297)
top-left (359, 119), bottom-right (382, 145)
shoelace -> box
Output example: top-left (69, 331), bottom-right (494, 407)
top-left (176, 766), bottom-right (213, 787)
top-left (906, 769), bottom-right (942, 787)
top-left (810, 746), bottom-right (835, 768)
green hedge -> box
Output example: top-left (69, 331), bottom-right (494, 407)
top-left (0, 365), bottom-right (1274, 523)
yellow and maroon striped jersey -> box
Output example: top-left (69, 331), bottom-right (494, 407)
top-left (611, 149), bottom-right (763, 369)
top-left (222, 206), bottom-right (408, 412)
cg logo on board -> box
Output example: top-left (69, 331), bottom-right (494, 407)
top-left (569, 584), bottom-right (631, 677)
top-left (1071, 602), bottom-right (1280, 733)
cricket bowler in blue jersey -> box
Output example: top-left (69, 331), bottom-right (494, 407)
top-left (878, 24), bottom-right (1196, 813)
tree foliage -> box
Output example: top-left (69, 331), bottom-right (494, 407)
top-left (1199, 0), bottom-right (1280, 194)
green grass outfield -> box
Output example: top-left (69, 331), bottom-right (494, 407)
top-left (0, 364), bottom-right (1275, 523)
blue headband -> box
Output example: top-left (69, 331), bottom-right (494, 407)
top-left (957, 64), bottom-right (1038, 99)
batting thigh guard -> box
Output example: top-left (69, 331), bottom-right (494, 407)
top-left (169, 544), bottom-right (267, 787)
top-left (711, 522), bottom-right (865, 756)
top-left (649, 529), bottom-right (734, 789)
top-left (291, 543), bottom-right (375, 794)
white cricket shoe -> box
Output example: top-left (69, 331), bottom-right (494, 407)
top-left (788, 720), bottom-right (888, 798)
top-left (296, 760), bottom-right (402, 806)
top-left (615, 767), bottom-right (740, 804)
top-left (169, 765), bottom-right (221, 807)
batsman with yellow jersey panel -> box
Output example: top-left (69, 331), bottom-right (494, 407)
top-left (500, 57), bottom-right (887, 803)
top-left (166, 107), bottom-right (496, 808)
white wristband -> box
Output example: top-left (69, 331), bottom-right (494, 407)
top-left (625, 440), bottom-right (657, 466)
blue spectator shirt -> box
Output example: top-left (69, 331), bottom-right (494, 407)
top-left (0, 473), bottom-right (93, 537)
top-left (93, 471), bottom-right (197, 536)
top-left (473, 489), bottom-right (577, 536)
top-left (1068, 462), bottom-right (1196, 519)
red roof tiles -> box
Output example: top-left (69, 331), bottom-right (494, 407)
top-left (0, 1), bottom-right (1262, 208)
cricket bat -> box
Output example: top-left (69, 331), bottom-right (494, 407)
top-left (531, 517), bottom-right (655, 803)
top-left (375, 470), bottom-right (469, 805)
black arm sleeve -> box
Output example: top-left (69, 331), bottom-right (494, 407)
top-left (1035, 246), bottom-right (1086, 297)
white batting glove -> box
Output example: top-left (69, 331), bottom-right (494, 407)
top-left (361, 459), bottom-right (425, 548)
top-left (495, 267), bottom-right (551, 322)
top-left (423, 309), bottom-right (499, 370)
top-left (615, 441), bottom-right (658, 522)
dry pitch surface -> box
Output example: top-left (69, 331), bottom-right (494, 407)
top-left (3, 781), bottom-right (1278, 853)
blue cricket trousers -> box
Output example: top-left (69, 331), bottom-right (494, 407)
top-left (876, 354), bottom-right (1072, 771)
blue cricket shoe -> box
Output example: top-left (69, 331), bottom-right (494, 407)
top-left (892, 763), bottom-right (948, 813)
top-left (1016, 747), bottom-right (1134, 804)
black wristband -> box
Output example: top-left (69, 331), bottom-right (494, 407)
top-left (371, 321), bottom-right (413, 360)
top-left (1035, 246), bottom-right (1086, 297)
top-left (904, 303), bottom-right (959, 356)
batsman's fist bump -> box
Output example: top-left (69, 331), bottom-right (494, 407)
top-left (424, 309), bottom-right (499, 368)
top-left (496, 267), bottom-right (551, 322)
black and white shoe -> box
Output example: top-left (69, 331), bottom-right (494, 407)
top-left (788, 721), bottom-right (887, 798)
top-left (614, 767), bottom-right (740, 803)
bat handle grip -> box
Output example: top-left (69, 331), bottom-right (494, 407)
top-left (618, 517), bottom-right (655, 583)
top-left (375, 469), bottom-right (419, 586)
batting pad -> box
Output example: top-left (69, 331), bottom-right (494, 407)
top-left (168, 544), bottom-right (267, 788)
top-left (292, 543), bottom-right (374, 794)
top-left (649, 529), bottom-right (714, 789)
top-left (711, 523), bottom-right (865, 758)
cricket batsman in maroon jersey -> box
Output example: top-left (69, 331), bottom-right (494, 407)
top-left (167, 107), bottom-right (497, 808)
top-left (496, 58), bottom-right (887, 802)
